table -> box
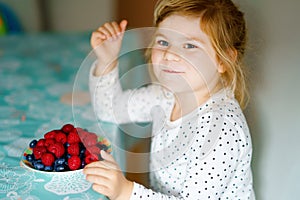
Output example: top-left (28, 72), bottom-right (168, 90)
top-left (0, 32), bottom-right (151, 199)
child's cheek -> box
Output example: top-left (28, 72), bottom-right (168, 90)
top-left (151, 48), bottom-right (163, 65)
top-left (186, 51), bottom-right (219, 83)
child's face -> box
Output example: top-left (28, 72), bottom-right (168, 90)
top-left (151, 14), bottom-right (222, 94)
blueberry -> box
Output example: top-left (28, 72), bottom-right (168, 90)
top-left (44, 166), bottom-right (54, 171)
top-left (54, 158), bottom-right (66, 166)
top-left (79, 142), bottom-right (85, 149)
top-left (54, 164), bottom-right (66, 172)
top-left (29, 140), bottom-right (38, 148)
top-left (80, 148), bottom-right (86, 155)
top-left (26, 154), bottom-right (35, 163)
top-left (79, 152), bottom-right (85, 160)
top-left (33, 162), bottom-right (45, 171)
top-left (81, 160), bottom-right (86, 169)
top-left (64, 142), bottom-right (70, 148)
top-left (97, 144), bottom-right (108, 151)
top-left (33, 159), bottom-right (42, 164)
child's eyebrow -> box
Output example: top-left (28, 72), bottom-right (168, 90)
top-left (189, 37), bottom-right (206, 45)
top-left (154, 32), bottom-right (207, 47)
top-left (154, 32), bottom-right (167, 38)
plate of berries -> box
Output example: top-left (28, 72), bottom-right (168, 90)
top-left (21, 123), bottom-right (112, 173)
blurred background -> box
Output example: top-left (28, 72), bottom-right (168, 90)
top-left (0, 0), bottom-right (299, 199)
top-left (0, 0), bottom-right (156, 33)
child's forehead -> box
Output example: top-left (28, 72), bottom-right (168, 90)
top-left (156, 14), bottom-right (210, 43)
top-left (158, 14), bottom-right (201, 27)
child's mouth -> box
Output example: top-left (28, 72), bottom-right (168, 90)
top-left (162, 69), bottom-right (183, 74)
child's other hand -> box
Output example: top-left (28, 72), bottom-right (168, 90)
top-left (91, 20), bottom-right (128, 76)
top-left (83, 150), bottom-right (133, 200)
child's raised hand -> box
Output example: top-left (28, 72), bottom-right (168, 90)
top-left (91, 20), bottom-right (128, 76)
top-left (83, 150), bottom-right (133, 200)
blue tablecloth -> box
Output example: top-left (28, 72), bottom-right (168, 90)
top-left (0, 31), bottom-right (154, 199)
top-left (0, 32), bottom-right (109, 199)
top-left (0, 31), bottom-right (153, 199)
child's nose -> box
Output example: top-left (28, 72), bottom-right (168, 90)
top-left (163, 48), bottom-right (181, 62)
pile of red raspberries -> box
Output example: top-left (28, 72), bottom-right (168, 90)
top-left (24, 124), bottom-right (110, 172)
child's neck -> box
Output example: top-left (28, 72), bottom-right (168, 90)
top-left (170, 83), bottom-right (223, 122)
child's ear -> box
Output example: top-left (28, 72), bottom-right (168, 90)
top-left (217, 63), bottom-right (226, 73)
top-left (217, 48), bottom-right (237, 73)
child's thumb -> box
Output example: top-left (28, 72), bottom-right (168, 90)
top-left (120, 19), bottom-right (128, 32)
top-left (101, 150), bottom-right (114, 162)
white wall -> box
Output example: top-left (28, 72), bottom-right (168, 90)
top-left (236, 0), bottom-right (300, 199)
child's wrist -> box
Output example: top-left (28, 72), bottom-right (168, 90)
top-left (115, 180), bottom-right (134, 200)
top-left (94, 60), bottom-right (118, 76)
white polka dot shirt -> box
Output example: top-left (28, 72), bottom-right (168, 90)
top-left (89, 64), bottom-right (255, 200)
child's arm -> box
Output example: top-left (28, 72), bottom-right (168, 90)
top-left (91, 20), bottom-right (127, 77)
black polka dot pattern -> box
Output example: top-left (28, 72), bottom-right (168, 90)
top-left (90, 64), bottom-right (255, 199)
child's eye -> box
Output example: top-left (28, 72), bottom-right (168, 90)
top-left (157, 40), bottom-right (169, 47)
top-left (183, 43), bottom-right (198, 49)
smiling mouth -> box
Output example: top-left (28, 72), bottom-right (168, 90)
top-left (162, 69), bottom-right (183, 74)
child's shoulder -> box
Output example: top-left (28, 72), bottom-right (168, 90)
top-left (198, 88), bottom-right (246, 126)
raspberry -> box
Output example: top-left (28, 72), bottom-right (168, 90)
top-left (44, 138), bottom-right (55, 147)
top-left (33, 146), bottom-right (47, 159)
top-left (61, 124), bottom-right (74, 133)
top-left (77, 128), bottom-right (89, 139)
top-left (84, 153), bottom-right (99, 164)
top-left (36, 139), bottom-right (46, 147)
top-left (68, 156), bottom-right (81, 170)
top-left (67, 129), bottom-right (81, 144)
top-left (44, 130), bottom-right (57, 139)
top-left (25, 124), bottom-right (111, 172)
top-left (41, 153), bottom-right (55, 166)
top-left (47, 143), bottom-right (65, 158)
top-left (67, 143), bottom-right (80, 156)
top-left (82, 133), bottom-right (98, 147)
top-left (55, 131), bottom-right (67, 144)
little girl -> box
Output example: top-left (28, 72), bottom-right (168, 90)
top-left (84, 0), bottom-right (255, 199)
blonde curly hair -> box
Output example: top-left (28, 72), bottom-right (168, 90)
top-left (148, 0), bottom-right (249, 109)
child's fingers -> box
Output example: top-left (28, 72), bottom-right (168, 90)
top-left (101, 150), bottom-right (115, 162)
top-left (84, 165), bottom-right (118, 185)
top-left (84, 164), bottom-right (110, 175)
top-left (111, 21), bottom-right (122, 35)
top-left (85, 174), bottom-right (113, 196)
top-left (91, 31), bottom-right (106, 48)
top-left (97, 26), bottom-right (113, 39)
top-left (95, 20), bottom-right (127, 41)
top-left (104, 22), bottom-right (123, 38)
top-left (92, 31), bottom-right (106, 40)
top-left (103, 22), bottom-right (118, 38)
top-left (85, 160), bottom-right (118, 171)
top-left (85, 172), bottom-right (109, 185)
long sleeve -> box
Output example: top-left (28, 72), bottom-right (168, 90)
top-left (89, 62), bottom-right (174, 124)
top-left (129, 95), bottom-right (254, 200)
top-left (130, 119), bottom-right (253, 199)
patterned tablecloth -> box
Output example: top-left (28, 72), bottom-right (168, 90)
top-left (0, 32), bottom-right (152, 200)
